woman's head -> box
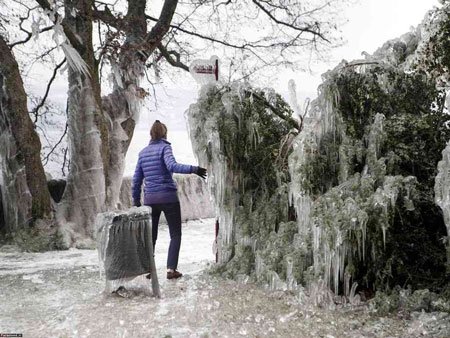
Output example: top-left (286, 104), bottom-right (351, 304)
top-left (150, 120), bottom-right (167, 140)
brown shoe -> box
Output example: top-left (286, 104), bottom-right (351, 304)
top-left (167, 270), bottom-right (183, 280)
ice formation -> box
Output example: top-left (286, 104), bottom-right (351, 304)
top-left (187, 2), bottom-right (449, 296)
top-left (56, 67), bottom-right (106, 247)
top-left (435, 141), bottom-right (450, 270)
top-left (96, 206), bottom-right (160, 297)
top-left (187, 83), bottom-right (300, 287)
top-left (0, 127), bottom-right (32, 231)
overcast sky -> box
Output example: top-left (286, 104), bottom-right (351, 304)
top-left (276, 0), bottom-right (441, 97)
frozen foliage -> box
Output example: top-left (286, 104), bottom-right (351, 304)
top-left (187, 2), bottom-right (450, 299)
top-left (188, 83), bottom-right (300, 287)
top-left (95, 206), bottom-right (160, 297)
top-left (289, 6), bottom-right (450, 293)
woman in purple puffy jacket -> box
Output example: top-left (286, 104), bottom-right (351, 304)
top-left (132, 120), bottom-right (207, 279)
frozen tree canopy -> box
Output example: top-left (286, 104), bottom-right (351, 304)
top-left (187, 3), bottom-right (450, 301)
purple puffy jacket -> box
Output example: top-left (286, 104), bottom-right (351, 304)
top-left (132, 139), bottom-right (197, 205)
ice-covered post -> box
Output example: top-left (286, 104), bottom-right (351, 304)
top-left (188, 55), bottom-right (222, 262)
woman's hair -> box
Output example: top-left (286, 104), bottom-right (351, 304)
top-left (150, 120), bottom-right (167, 140)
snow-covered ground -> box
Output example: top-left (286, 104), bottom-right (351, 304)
top-left (1, 218), bottom-right (449, 337)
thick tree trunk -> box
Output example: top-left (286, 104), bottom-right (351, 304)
top-left (0, 35), bottom-right (52, 231)
top-left (102, 89), bottom-right (137, 209)
top-left (57, 0), bottom-right (109, 245)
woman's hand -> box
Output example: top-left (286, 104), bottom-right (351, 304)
top-left (195, 167), bottom-right (207, 179)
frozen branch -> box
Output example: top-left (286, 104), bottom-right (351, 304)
top-left (34, 0), bottom-right (86, 52)
top-left (248, 91), bottom-right (300, 132)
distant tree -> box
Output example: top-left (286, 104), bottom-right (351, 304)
top-left (0, 0), bottom-right (348, 247)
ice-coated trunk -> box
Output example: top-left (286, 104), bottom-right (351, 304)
top-left (56, 0), bottom-right (109, 245)
top-left (0, 36), bottom-right (52, 231)
top-left (102, 85), bottom-right (139, 210)
top-left (101, 39), bottom-right (146, 211)
top-left (56, 69), bottom-right (106, 244)
top-left (434, 140), bottom-right (450, 273)
top-left (0, 118), bottom-right (32, 231)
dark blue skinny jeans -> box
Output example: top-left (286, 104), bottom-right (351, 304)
top-left (149, 202), bottom-right (182, 270)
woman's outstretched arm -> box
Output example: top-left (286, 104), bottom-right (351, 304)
top-left (163, 144), bottom-right (197, 174)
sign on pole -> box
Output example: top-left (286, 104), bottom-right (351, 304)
top-left (189, 56), bottom-right (219, 85)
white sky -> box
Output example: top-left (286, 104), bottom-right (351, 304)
top-left (276, 0), bottom-right (442, 97)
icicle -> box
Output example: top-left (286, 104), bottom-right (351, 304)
top-left (31, 16), bottom-right (43, 41)
top-left (288, 79), bottom-right (301, 116)
top-left (349, 282), bottom-right (359, 304)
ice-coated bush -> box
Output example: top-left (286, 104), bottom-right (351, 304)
top-left (187, 84), bottom-right (299, 285)
top-left (187, 3), bottom-right (450, 298)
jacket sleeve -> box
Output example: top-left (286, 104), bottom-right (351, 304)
top-left (163, 144), bottom-right (196, 174)
top-left (132, 156), bottom-right (144, 202)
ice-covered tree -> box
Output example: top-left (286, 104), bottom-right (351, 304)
top-left (0, 0), bottom-right (349, 247)
top-left (187, 2), bottom-right (450, 296)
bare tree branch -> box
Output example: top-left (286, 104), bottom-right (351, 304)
top-left (92, 4), bottom-right (124, 30)
top-left (140, 0), bottom-right (178, 58)
top-left (42, 122), bottom-right (68, 165)
top-left (31, 58), bottom-right (66, 123)
top-left (252, 0), bottom-right (330, 43)
top-left (157, 42), bottom-right (189, 71)
top-left (9, 26), bottom-right (53, 48)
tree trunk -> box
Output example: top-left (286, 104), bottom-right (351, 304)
top-left (102, 89), bottom-right (137, 210)
top-left (0, 35), bottom-right (52, 231)
top-left (57, 0), bottom-right (109, 245)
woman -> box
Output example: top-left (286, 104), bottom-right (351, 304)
top-left (132, 120), bottom-right (207, 280)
